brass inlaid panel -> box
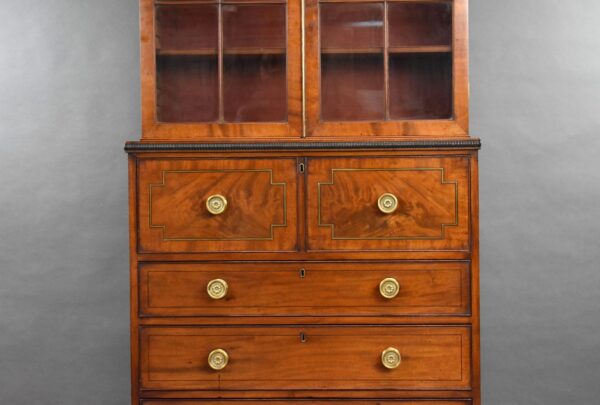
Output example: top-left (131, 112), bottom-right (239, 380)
top-left (306, 156), bottom-right (470, 252)
top-left (149, 169), bottom-right (286, 241)
top-left (317, 168), bottom-right (458, 240)
top-left (136, 158), bottom-right (298, 253)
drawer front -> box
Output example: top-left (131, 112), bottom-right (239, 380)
top-left (140, 326), bottom-right (471, 390)
top-left (142, 401), bottom-right (470, 404)
top-left (137, 158), bottom-right (298, 253)
top-left (307, 156), bottom-right (470, 252)
top-left (140, 262), bottom-right (470, 317)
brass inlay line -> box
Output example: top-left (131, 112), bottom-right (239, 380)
top-left (149, 169), bottom-right (287, 241)
top-left (317, 168), bottom-right (459, 240)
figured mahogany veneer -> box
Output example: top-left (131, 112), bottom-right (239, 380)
top-left (140, 326), bottom-right (471, 391)
top-left (308, 156), bottom-right (470, 252)
top-left (128, 148), bottom-right (480, 403)
top-left (139, 262), bottom-right (470, 317)
top-left (131, 0), bottom-right (479, 402)
top-left (142, 399), bottom-right (471, 405)
top-left (137, 158), bottom-right (298, 253)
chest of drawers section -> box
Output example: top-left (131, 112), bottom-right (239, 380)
top-left (127, 145), bottom-right (480, 404)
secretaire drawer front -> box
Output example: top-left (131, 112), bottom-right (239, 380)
top-left (307, 156), bottom-right (470, 252)
top-left (137, 158), bottom-right (298, 253)
top-left (139, 262), bottom-right (470, 317)
top-left (140, 326), bottom-right (471, 390)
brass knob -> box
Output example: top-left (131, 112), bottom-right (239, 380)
top-left (379, 278), bottom-right (400, 299)
top-left (208, 348), bottom-right (229, 370)
top-left (207, 279), bottom-right (228, 300)
top-left (381, 347), bottom-right (401, 369)
top-left (377, 193), bottom-right (398, 214)
top-left (206, 194), bottom-right (227, 215)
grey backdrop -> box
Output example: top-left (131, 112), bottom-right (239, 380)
top-left (0, 0), bottom-right (598, 404)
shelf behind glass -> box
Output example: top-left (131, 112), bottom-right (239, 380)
top-left (157, 55), bottom-right (219, 123)
top-left (321, 53), bottom-right (385, 121)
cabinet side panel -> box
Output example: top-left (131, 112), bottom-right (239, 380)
top-left (469, 151), bottom-right (480, 405)
top-left (128, 155), bottom-right (140, 405)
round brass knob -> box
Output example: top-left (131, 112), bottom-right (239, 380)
top-left (379, 277), bottom-right (400, 299)
top-left (381, 347), bottom-right (401, 369)
top-left (377, 193), bottom-right (398, 214)
top-left (207, 279), bottom-right (228, 300)
top-left (206, 194), bottom-right (227, 215)
top-left (208, 348), bottom-right (229, 370)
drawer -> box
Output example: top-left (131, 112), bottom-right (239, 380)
top-left (140, 326), bottom-right (471, 390)
top-left (137, 158), bottom-right (298, 253)
top-left (139, 262), bottom-right (470, 317)
top-left (307, 156), bottom-right (470, 252)
top-left (142, 401), bottom-right (471, 404)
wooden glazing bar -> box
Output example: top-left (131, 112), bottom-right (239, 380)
top-left (384, 0), bottom-right (390, 120)
top-left (217, 0), bottom-right (224, 122)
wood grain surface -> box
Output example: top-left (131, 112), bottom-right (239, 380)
top-left (307, 155), bottom-right (470, 252)
top-left (143, 401), bottom-right (471, 405)
top-left (131, 0), bottom-right (478, 402)
top-left (140, 326), bottom-right (471, 391)
top-left (139, 261), bottom-right (470, 317)
top-left (137, 158), bottom-right (298, 253)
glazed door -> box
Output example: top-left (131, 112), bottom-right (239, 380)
top-left (141, 0), bottom-right (302, 140)
top-left (304, 0), bottom-right (469, 137)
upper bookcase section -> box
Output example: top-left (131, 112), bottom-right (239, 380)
top-left (139, 0), bottom-right (469, 141)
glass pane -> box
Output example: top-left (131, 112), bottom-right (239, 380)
top-left (321, 53), bottom-right (385, 121)
top-left (320, 3), bottom-right (384, 121)
top-left (223, 4), bottom-right (286, 50)
top-left (320, 3), bottom-right (384, 50)
top-left (388, 3), bottom-right (452, 47)
top-left (155, 4), bottom-right (219, 123)
top-left (157, 55), bottom-right (219, 122)
top-left (389, 53), bottom-right (452, 119)
top-left (156, 4), bottom-right (218, 51)
top-left (223, 4), bottom-right (287, 122)
top-left (224, 55), bottom-right (287, 122)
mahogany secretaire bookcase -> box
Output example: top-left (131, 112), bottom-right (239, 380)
top-left (125, 0), bottom-right (481, 404)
